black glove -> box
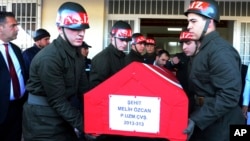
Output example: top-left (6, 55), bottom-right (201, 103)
top-left (85, 134), bottom-right (100, 141)
top-left (183, 119), bottom-right (195, 140)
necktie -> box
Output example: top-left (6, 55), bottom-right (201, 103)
top-left (4, 44), bottom-right (20, 99)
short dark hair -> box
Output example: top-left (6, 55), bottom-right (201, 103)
top-left (0, 11), bottom-right (15, 24)
top-left (157, 49), bottom-right (170, 58)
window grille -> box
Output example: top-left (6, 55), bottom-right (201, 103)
top-left (218, 0), bottom-right (250, 17)
top-left (0, 0), bottom-right (40, 50)
top-left (108, 0), bottom-right (185, 15)
top-left (0, 5), bottom-right (7, 11)
top-left (108, 0), bottom-right (250, 17)
top-left (240, 22), bottom-right (250, 64)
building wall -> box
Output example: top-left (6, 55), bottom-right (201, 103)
top-left (42, 0), bottom-right (105, 59)
top-left (40, 0), bottom-right (250, 63)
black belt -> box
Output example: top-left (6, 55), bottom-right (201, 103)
top-left (27, 93), bottom-right (49, 106)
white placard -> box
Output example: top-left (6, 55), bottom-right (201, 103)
top-left (109, 95), bottom-right (161, 133)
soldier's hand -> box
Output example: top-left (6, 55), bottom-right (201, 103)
top-left (242, 106), bottom-right (248, 119)
top-left (183, 119), bottom-right (195, 140)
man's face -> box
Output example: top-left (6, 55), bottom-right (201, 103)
top-left (111, 36), bottom-right (129, 51)
top-left (37, 36), bottom-right (50, 48)
top-left (0, 17), bottom-right (19, 42)
top-left (133, 43), bottom-right (145, 54)
top-left (182, 41), bottom-right (197, 56)
top-left (59, 27), bottom-right (85, 47)
top-left (145, 44), bottom-right (155, 54)
top-left (156, 53), bottom-right (169, 67)
top-left (187, 13), bottom-right (207, 40)
top-left (81, 48), bottom-right (89, 57)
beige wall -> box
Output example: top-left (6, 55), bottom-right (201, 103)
top-left (42, 0), bottom-right (105, 58)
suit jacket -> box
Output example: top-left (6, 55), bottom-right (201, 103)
top-left (0, 42), bottom-right (27, 123)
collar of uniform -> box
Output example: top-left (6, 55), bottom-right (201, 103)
top-left (56, 35), bottom-right (78, 58)
top-left (33, 44), bottom-right (42, 51)
top-left (108, 44), bottom-right (125, 57)
top-left (129, 49), bottom-right (143, 58)
top-left (199, 31), bottom-right (219, 51)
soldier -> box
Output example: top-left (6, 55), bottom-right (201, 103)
top-left (143, 37), bottom-right (157, 65)
top-left (22, 2), bottom-right (90, 141)
top-left (90, 20), bottom-right (132, 88)
top-left (125, 33), bottom-right (146, 66)
top-left (183, 0), bottom-right (245, 140)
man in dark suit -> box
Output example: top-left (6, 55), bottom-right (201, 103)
top-left (0, 11), bottom-right (27, 141)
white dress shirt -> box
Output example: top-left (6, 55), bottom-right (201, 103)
top-left (0, 42), bottom-right (25, 100)
top-left (243, 64), bottom-right (250, 106)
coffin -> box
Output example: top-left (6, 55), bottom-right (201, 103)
top-left (84, 62), bottom-right (188, 141)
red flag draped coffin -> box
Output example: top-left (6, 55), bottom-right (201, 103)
top-left (84, 62), bottom-right (188, 141)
